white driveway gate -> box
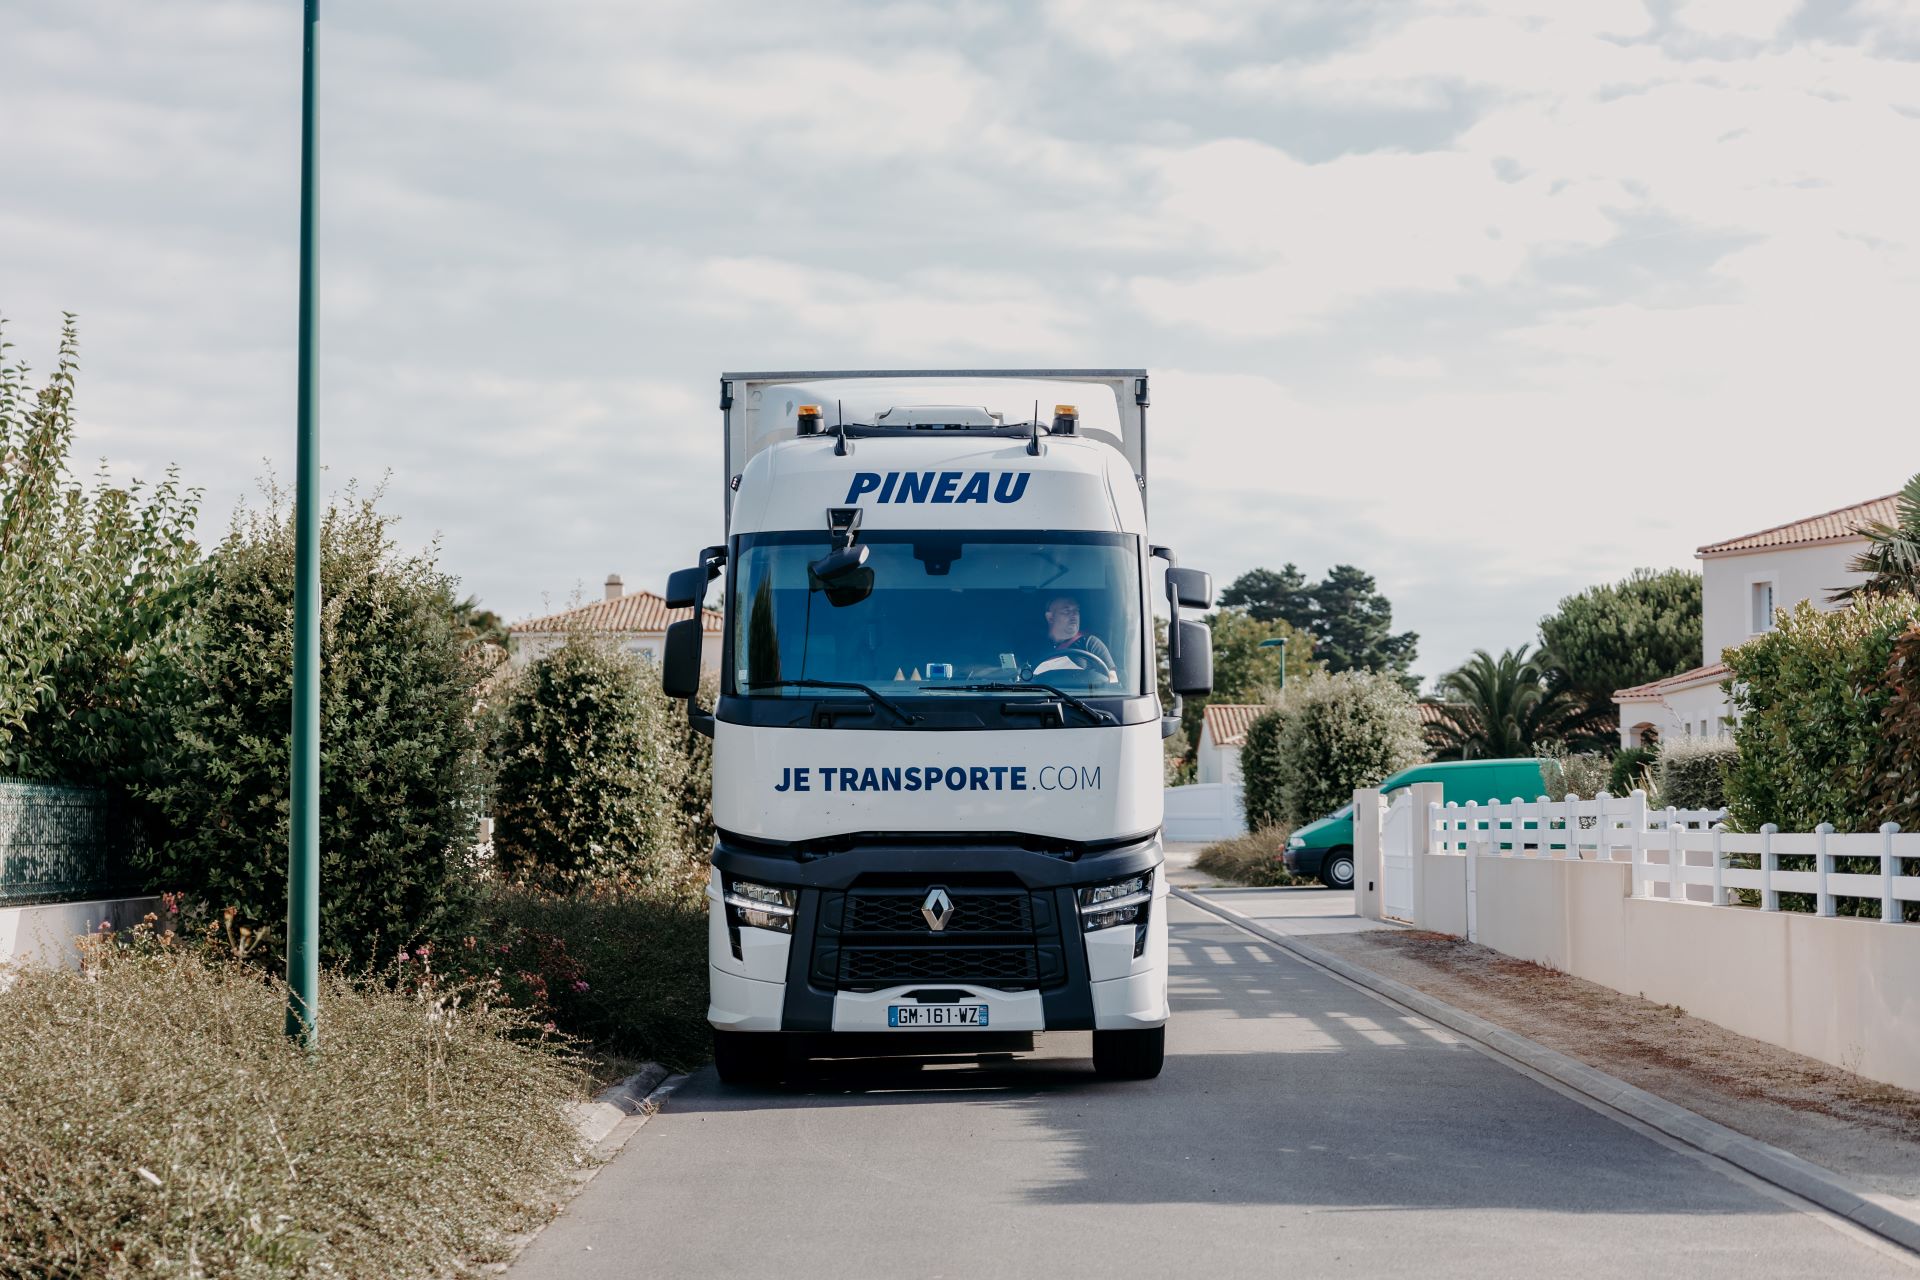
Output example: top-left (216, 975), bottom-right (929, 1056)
top-left (1380, 789), bottom-right (1416, 923)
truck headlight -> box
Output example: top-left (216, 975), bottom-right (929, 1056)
top-left (1288, 836), bottom-right (1305, 849)
top-left (1077, 870), bottom-right (1153, 932)
top-left (724, 878), bottom-right (796, 934)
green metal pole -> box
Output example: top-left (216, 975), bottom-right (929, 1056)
top-left (286, 0), bottom-right (321, 1049)
top-left (1260, 636), bottom-right (1288, 693)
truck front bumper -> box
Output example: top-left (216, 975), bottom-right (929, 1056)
top-left (706, 831), bottom-right (1169, 1035)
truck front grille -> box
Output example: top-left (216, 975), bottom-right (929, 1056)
top-left (810, 881), bottom-right (1068, 993)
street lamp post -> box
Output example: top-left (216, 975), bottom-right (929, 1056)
top-left (1259, 636), bottom-right (1288, 692)
top-left (286, 0), bottom-right (321, 1049)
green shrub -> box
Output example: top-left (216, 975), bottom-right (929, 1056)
top-left (1723, 595), bottom-right (1920, 833)
top-left (1238, 703), bottom-right (1287, 830)
top-left (137, 487), bottom-right (487, 969)
top-left (0, 921), bottom-right (587, 1279)
top-left (0, 314), bottom-right (200, 784)
top-left (1270, 670), bottom-right (1425, 833)
top-left (1608, 745), bottom-right (1657, 797)
top-left (1193, 827), bottom-right (1311, 887)
top-left (491, 636), bottom-right (697, 890)
top-left (471, 880), bottom-right (712, 1069)
top-left (1868, 622), bottom-right (1920, 833)
top-left (1656, 737), bottom-right (1737, 811)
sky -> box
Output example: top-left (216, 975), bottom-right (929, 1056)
top-left (4, 0), bottom-right (1917, 683)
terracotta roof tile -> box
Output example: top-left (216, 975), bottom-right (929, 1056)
top-left (510, 589), bottom-right (722, 636)
top-left (1697, 495), bottom-right (1896, 557)
top-left (1202, 702), bottom-right (1266, 748)
top-left (1613, 662), bottom-right (1729, 702)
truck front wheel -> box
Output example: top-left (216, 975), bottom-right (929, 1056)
top-left (712, 1029), bottom-right (783, 1085)
top-left (1320, 847), bottom-right (1356, 891)
top-left (1092, 1026), bottom-right (1165, 1080)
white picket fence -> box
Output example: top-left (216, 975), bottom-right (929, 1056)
top-left (1426, 790), bottom-right (1918, 934)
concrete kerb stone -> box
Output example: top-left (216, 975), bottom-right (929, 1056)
top-left (490, 1066), bottom-right (688, 1272)
top-left (1172, 885), bottom-right (1920, 1258)
top-left (566, 1062), bottom-right (680, 1153)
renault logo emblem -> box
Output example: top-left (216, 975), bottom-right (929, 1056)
top-left (921, 887), bottom-right (953, 932)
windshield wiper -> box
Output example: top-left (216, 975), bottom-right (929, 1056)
top-left (927, 682), bottom-right (1116, 726)
top-left (747, 678), bottom-right (920, 725)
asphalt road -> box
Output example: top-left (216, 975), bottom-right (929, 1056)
top-left (510, 896), bottom-right (1916, 1279)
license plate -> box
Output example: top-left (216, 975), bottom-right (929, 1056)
top-left (887, 1003), bottom-right (987, 1028)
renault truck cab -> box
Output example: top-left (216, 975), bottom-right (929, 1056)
top-left (661, 370), bottom-right (1214, 1082)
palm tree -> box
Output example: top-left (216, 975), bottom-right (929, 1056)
top-left (1425, 646), bottom-right (1600, 760)
top-left (1836, 471), bottom-right (1920, 601)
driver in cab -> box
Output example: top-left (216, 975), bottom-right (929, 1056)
top-left (1033, 594), bottom-right (1115, 680)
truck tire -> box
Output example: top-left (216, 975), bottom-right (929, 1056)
top-left (1320, 847), bottom-right (1356, 891)
top-left (711, 1029), bottom-right (782, 1086)
top-left (1092, 1026), bottom-right (1165, 1080)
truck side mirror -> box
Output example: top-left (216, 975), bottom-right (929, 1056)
top-left (1167, 567), bottom-right (1213, 611)
top-left (662, 618), bottom-right (704, 699)
top-left (1169, 619), bottom-right (1213, 696)
top-left (665, 566), bottom-right (710, 610)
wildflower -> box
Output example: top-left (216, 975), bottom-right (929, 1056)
top-left (417, 943), bottom-right (433, 959)
top-left (397, 949), bottom-right (412, 963)
top-left (542, 1021), bottom-right (556, 1033)
top-left (571, 980), bottom-right (590, 994)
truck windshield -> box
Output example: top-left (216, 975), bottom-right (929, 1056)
top-left (730, 530), bottom-right (1143, 699)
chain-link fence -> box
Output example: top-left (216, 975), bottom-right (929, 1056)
top-left (0, 780), bottom-right (141, 906)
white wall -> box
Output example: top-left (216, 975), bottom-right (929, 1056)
top-left (0, 896), bottom-right (161, 971)
top-left (1617, 680), bottom-right (1732, 748)
top-left (1163, 783), bottom-right (1245, 843)
top-left (1410, 853), bottom-right (1920, 1093)
top-left (510, 630), bottom-right (720, 672)
top-left (1701, 541), bottom-right (1863, 665)
top-left (1195, 731), bottom-right (1243, 788)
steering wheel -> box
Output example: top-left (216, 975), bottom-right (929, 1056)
top-left (1038, 646), bottom-right (1117, 681)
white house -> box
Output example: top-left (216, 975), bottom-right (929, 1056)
top-left (1612, 494), bottom-right (1894, 747)
top-left (1196, 703), bottom-right (1263, 786)
top-left (509, 573), bottom-right (724, 671)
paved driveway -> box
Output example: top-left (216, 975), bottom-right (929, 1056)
top-left (510, 896), bottom-right (1915, 1279)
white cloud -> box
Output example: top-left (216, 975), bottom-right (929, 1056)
top-left (1673, 0), bottom-right (1802, 42)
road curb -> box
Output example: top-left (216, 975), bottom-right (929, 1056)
top-left (1173, 885), bottom-right (1920, 1257)
top-left (566, 1063), bottom-right (675, 1150)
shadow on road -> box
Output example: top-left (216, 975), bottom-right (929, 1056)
top-left (657, 909), bottom-right (1800, 1220)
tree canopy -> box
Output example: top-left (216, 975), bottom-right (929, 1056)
top-left (1218, 563), bottom-right (1418, 684)
top-left (1537, 567), bottom-right (1702, 711)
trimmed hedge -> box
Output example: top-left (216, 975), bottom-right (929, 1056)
top-left (1656, 737), bottom-right (1737, 811)
top-left (1238, 703), bottom-right (1287, 831)
top-left (1723, 595), bottom-right (1920, 833)
top-left (1869, 623), bottom-right (1920, 831)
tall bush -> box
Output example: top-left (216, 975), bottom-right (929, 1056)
top-left (490, 636), bottom-right (697, 891)
top-left (1723, 595), bottom-right (1920, 832)
top-left (1238, 703), bottom-right (1288, 831)
top-left (138, 487), bottom-right (487, 968)
top-left (0, 314), bottom-right (199, 783)
top-left (1870, 623), bottom-right (1920, 831)
top-left (1270, 671), bottom-right (1425, 833)
top-left (1656, 737), bottom-right (1736, 811)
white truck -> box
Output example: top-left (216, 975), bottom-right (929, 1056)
top-left (660, 370), bottom-right (1214, 1082)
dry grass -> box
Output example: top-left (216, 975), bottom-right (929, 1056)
top-left (0, 924), bottom-right (592, 1279)
top-left (1193, 828), bottom-right (1315, 887)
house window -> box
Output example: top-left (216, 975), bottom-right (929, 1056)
top-left (1750, 581), bottom-right (1775, 635)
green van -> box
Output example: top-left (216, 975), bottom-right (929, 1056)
top-left (1281, 758), bottom-right (1548, 890)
